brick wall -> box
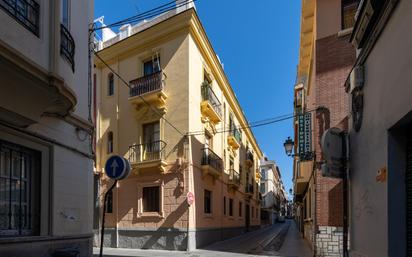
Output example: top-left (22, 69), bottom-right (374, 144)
top-left (314, 33), bottom-right (355, 227)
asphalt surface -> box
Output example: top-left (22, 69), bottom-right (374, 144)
top-left (94, 220), bottom-right (312, 257)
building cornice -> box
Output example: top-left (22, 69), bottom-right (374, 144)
top-left (297, 0), bottom-right (315, 81)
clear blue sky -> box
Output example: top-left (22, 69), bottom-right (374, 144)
top-left (95, 0), bottom-right (301, 196)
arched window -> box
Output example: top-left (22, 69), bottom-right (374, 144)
top-left (108, 73), bottom-right (114, 96)
top-left (107, 131), bottom-right (113, 154)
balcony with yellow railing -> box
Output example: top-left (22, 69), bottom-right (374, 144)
top-left (128, 71), bottom-right (167, 110)
top-left (200, 82), bottom-right (222, 124)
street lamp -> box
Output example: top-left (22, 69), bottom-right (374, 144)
top-left (283, 137), bottom-right (294, 156)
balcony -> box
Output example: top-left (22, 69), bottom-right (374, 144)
top-left (228, 169), bottom-right (240, 189)
top-left (200, 82), bottom-right (222, 124)
top-left (0, 0), bottom-right (40, 36)
top-left (294, 160), bottom-right (313, 196)
top-left (227, 128), bottom-right (241, 150)
top-left (201, 148), bottom-right (223, 179)
top-left (245, 149), bottom-right (253, 167)
top-left (60, 24), bottom-right (75, 71)
top-left (129, 71), bottom-right (167, 110)
top-left (245, 183), bottom-right (254, 197)
top-left (128, 140), bottom-right (167, 174)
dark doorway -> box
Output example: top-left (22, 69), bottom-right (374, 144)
top-left (406, 127), bottom-right (412, 256)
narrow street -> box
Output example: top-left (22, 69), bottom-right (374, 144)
top-left (94, 220), bottom-right (312, 257)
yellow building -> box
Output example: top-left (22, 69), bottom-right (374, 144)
top-left (94, 5), bottom-right (263, 250)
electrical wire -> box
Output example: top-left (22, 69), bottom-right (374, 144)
top-left (92, 0), bottom-right (316, 139)
top-left (93, 0), bottom-right (197, 31)
top-left (187, 109), bottom-right (317, 136)
top-left (95, 47), bottom-right (316, 138)
top-left (94, 51), bottom-right (186, 137)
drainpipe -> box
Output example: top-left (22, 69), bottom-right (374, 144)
top-left (342, 133), bottom-right (349, 257)
top-left (186, 135), bottom-right (196, 251)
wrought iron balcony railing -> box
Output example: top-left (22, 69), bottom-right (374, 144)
top-left (245, 183), bottom-right (254, 194)
top-left (229, 127), bottom-right (242, 144)
top-left (201, 148), bottom-right (223, 173)
top-left (129, 71), bottom-right (164, 98)
top-left (201, 82), bottom-right (222, 117)
top-left (228, 169), bottom-right (240, 185)
top-left (0, 0), bottom-right (39, 36)
top-left (128, 140), bottom-right (166, 164)
top-left (60, 24), bottom-right (75, 71)
top-left (246, 149), bottom-right (253, 163)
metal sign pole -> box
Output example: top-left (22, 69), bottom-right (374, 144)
top-left (99, 180), bottom-right (118, 257)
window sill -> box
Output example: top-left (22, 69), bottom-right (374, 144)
top-left (304, 218), bottom-right (313, 222)
top-left (139, 212), bottom-right (164, 219)
top-left (203, 213), bottom-right (213, 219)
top-left (337, 28), bottom-right (353, 38)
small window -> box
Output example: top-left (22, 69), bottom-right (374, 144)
top-left (342, 0), bottom-right (360, 29)
top-left (239, 201), bottom-right (242, 217)
top-left (61, 0), bottom-right (71, 29)
top-left (251, 206), bottom-right (254, 218)
top-left (107, 132), bottom-right (113, 154)
top-left (204, 190), bottom-right (212, 214)
top-left (143, 57), bottom-right (160, 76)
top-left (105, 190), bottom-right (113, 213)
top-left (223, 197), bottom-right (226, 215)
top-left (142, 186), bottom-right (160, 212)
top-left (108, 73), bottom-right (114, 96)
top-left (229, 198), bottom-right (233, 216)
top-left (256, 208), bottom-right (259, 218)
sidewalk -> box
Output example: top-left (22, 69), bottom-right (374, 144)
top-left (276, 220), bottom-right (312, 257)
top-left (93, 247), bottom-right (280, 257)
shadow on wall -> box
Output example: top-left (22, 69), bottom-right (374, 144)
top-left (141, 201), bottom-right (189, 250)
top-left (316, 107), bottom-right (330, 160)
top-left (328, 180), bottom-right (343, 227)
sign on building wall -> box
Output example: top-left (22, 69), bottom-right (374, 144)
top-left (298, 112), bottom-right (313, 160)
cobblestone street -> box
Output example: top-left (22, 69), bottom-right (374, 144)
top-left (94, 220), bottom-right (312, 257)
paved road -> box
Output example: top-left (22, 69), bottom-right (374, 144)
top-left (94, 220), bottom-right (312, 257)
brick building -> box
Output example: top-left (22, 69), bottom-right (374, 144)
top-left (293, 0), bottom-right (357, 256)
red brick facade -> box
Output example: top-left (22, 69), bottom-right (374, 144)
top-left (314, 34), bottom-right (355, 227)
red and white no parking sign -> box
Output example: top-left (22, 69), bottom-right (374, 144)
top-left (187, 191), bottom-right (195, 206)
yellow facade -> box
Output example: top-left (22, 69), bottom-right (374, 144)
top-left (94, 8), bottom-right (263, 250)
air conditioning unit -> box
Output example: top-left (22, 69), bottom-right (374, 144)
top-left (350, 65), bottom-right (364, 92)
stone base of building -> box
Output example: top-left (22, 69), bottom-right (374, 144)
top-left (94, 226), bottom-right (260, 250)
top-left (303, 221), bottom-right (314, 246)
top-left (0, 234), bottom-right (92, 257)
top-left (316, 226), bottom-right (343, 257)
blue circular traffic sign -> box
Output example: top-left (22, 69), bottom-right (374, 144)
top-left (104, 155), bottom-right (131, 180)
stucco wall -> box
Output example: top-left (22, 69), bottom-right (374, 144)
top-left (349, 1), bottom-right (412, 257)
